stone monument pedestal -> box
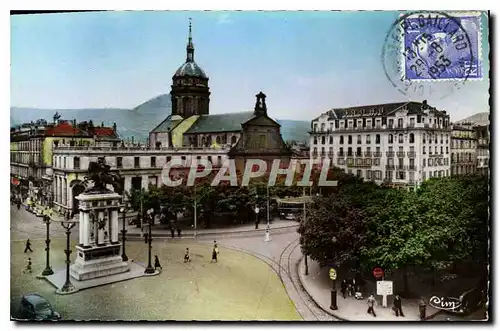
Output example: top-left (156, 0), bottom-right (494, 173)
top-left (70, 191), bottom-right (129, 281)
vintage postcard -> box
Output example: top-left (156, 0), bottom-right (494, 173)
top-left (10, 10), bottom-right (490, 322)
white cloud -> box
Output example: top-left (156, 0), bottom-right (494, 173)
top-left (216, 13), bottom-right (233, 25)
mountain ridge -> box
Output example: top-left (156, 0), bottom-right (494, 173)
top-left (11, 94), bottom-right (310, 144)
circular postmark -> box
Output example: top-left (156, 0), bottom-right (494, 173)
top-left (382, 11), bottom-right (481, 101)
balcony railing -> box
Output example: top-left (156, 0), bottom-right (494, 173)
top-left (386, 165), bottom-right (395, 170)
top-left (338, 153), bottom-right (344, 157)
top-left (407, 151), bottom-right (416, 157)
top-left (373, 152), bottom-right (382, 157)
top-left (397, 165), bottom-right (407, 170)
top-left (364, 151), bottom-right (372, 157)
top-left (386, 151), bottom-right (395, 157)
top-left (408, 165), bottom-right (416, 170)
top-left (396, 151), bottom-right (406, 157)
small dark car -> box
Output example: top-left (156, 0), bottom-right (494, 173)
top-left (447, 286), bottom-right (487, 315)
top-left (19, 294), bottom-right (61, 321)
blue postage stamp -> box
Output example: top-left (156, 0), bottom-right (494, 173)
top-left (402, 12), bottom-right (482, 81)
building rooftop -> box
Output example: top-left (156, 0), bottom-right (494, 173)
top-left (185, 111), bottom-right (255, 134)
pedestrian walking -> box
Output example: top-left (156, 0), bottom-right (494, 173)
top-left (184, 248), bottom-right (191, 263)
top-left (170, 227), bottom-right (175, 238)
top-left (341, 279), bottom-right (347, 299)
top-left (17, 201), bottom-right (21, 210)
top-left (24, 239), bottom-right (33, 253)
top-left (419, 298), bottom-right (427, 321)
top-left (23, 258), bottom-right (32, 274)
top-left (154, 255), bottom-right (162, 271)
top-left (367, 294), bottom-right (377, 317)
top-left (393, 294), bottom-right (404, 317)
top-left (211, 241), bottom-right (219, 263)
top-left (177, 228), bottom-right (182, 237)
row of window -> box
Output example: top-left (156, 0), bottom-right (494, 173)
top-left (450, 140), bottom-right (476, 149)
top-left (54, 155), bottom-right (224, 170)
top-left (184, 135), bottom-right (238, 148)
top-left (314, 115), bottom-right (449, 132)
top-left (314, 133), bottom-right (451, 146)
top-left (312, 145), bottom-right (450, 156)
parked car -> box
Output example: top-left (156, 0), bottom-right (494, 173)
top-left (19, 294), bottom-right (61, 321)
top-left (447, 285), bottom-right (487, 316)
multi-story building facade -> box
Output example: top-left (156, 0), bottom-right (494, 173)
top-left (474, 125), bottom-right (490, 176)
top-left (51, 145), bottom-right (230, 215)
top-left (309, 101), bottom-right (451, 188)
top-left (10, 118), bottom-right (120, 204)
top-left (450, 122), bottom-right (477, 176)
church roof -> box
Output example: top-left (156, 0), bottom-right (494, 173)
top-left (174, 62), bottom-right (208, 79)
top-left (150, 115), bottom-right (184, 133)
top-left (185, 111), bottom-right (254, 134)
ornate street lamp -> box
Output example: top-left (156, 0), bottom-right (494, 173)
top-left (41, 207), bottom-right (54, 276)
top-left (330, 236), bottom-right (338, 311)
top-left (254, 194), bottom-right (260, 230)
top-left (144, 209), bottom-right (155, 274)
top-left (56, 214), bottom-right (78, 294)
top-left (119, 203), bottom-right (131, 262)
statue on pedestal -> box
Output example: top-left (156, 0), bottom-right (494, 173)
top-left (84, 157), bottom-right (123, 194)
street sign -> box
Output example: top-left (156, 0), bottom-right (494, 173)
top-left (376, 280), bottom-right (393, 295)
top-left (376, 280), bottom-right (393, 308)
top-left (372, 267), bottom-right (384, 279)
top-left (329, 268), bottom-right (337, 280)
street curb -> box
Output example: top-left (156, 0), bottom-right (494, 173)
top-left (125, 224), bottom-right (298, 239)
top-left (297, 256), bottom-right (348, 321)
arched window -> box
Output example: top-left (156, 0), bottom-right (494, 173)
top-left (375, 134), bottom-right (380, 144)
top-left (357, 135), bottom-right (361, 144)
top-left (347, 147), bottom-right (353, 156)
top-left (388, 134), bottom-right (393, 144)
top-left (329, 136), bottom-right (333, 144)
top-left (320, 123), bottom-right (325, 131)
top-left (201, 137), bottom-right (206, 146)
top-left (340, 135), bottom-right (344, 144)
top-left (222, 134), bottom-right (227, 144)
top-left (321, 136), bottom-right (326, 144)
top-left (348, 135), bottom-right (352, 144)
top-left (231, 136), bottom-right (237, 144)
top-left (198, 98), bottom-right (204, 114)
top-left (366, 135), bottom-right (371, 144)
top-left (183, 97), bottom-right (192, 116)
top-left (398, 134), bottom-right (403, 143)
top-left (409, 133), bottom-right (415, 143)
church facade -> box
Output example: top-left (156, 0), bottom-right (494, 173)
top-left (148, 21), bottom-right (291, 164)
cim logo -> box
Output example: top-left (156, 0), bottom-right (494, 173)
top-left (429, 296), bottom-right (462, 311)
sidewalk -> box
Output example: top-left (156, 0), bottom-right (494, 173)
top-left (125, 218), bottom-right (299, 238)
top-left (297, 258), bottom-right (442, 321)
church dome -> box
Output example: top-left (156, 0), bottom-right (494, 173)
top-left (174, 61), bottom-right (208, 79)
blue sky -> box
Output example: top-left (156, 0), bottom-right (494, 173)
top-left (10, 11), bottom-right (489, 121)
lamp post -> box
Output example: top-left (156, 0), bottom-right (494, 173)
top-left (303, 201), bottom-right (308, 276)
top-left (330, 236), bottom-right (338, 311)
top-left (57, 214), bottom-right (77, 294)
top-left (119, 203), bottom-right (130, 262)
top-left (144, 209), bottom-right (155, 274)
top-left (41, 207), bottom-right (54, 276)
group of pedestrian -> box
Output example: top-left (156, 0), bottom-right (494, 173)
top-left (170, 227), bottom-right (182, 238)
top-left (340, 275), bottom-right (364, 299)
top-left (364, 294), bottom-right (426, 320)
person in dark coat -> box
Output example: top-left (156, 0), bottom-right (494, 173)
top-left (341, 279), bottom-right (348, 299)
top-left (393, 294), bottom-right (404, 317)
top-left (154, 255), bottom-right (162, 271)
top-left (170, 227), bottom-right (175, 238)
top-left (419, 298), bottom-right (427, 320)
top-left (184, 248), bottom-right (191, 263)
top-left (24, 239), bottom-right (33, 253)
top-left (17, 201), bottom-right (21, 210)
top-left (177, 228), bottom-right (182, 237)
top-left (23, 258), bottom-right (32, 274)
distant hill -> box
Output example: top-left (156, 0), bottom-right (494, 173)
top-left (10, 94), bottom-right (310, 144)
top-left (458, 112), bottom-right (490, 126)
top-left (276, 119), bottom-right (311, 144)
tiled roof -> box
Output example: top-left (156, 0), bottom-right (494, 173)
top-left (150, 115), bottom-right (184, 133)
top-left (92, 127), bottom-right (116, 137)
top-left (185, 111), bottom-right (254, 134)
top-left (45, 122), bottom-right (86, 137)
